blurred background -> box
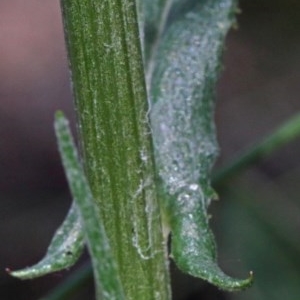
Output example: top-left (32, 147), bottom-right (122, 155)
top-left (1, 0), bottom-right (300, 299)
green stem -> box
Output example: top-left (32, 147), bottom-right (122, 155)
top-left (59, 1), bottom-right (171, 299)
top-left (213, 113), bottom-right (300, 185)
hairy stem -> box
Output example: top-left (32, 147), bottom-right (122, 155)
top-left (59, 0), bottom-right (171, 299)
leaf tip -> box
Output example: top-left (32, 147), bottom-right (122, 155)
top-left (224, 270), bottom-right (254, 292)
top-left (7, 267), bottom-right (35, 280)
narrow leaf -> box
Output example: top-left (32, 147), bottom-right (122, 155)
top-left (213, 112), bottom-right (300, 185)
top-left (41, 262), bottom-right (92, 300)
top-left (150, 0), bottom-right (253, 291)
top-left (54, 111), bottom-right (125, 300)
top-left (10, 202), bottom-right (84, 279)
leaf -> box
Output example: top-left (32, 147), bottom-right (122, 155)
top-left (139, 0), bottom-right (187, 86)
top-left (139, 0), bottom-right (193, 62)
top-left (213, 112), bottom-right (300, 185)
top-left (137, 0), bottom-right (170, 63)
top-left (10, 202), bottom-right (84, 279)
top-left (54, 111), bottom-right (125, 300)
top-left (150, 0), bottom-right (253, 291)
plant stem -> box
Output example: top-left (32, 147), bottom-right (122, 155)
top-left (213, 113), bottom-right (300, 185)
top-left (59, 1), bottom-right (171, 299)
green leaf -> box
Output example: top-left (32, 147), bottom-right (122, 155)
top-left (140, 0), bottom-right (186, 89)
top-left (138, 0), bottom-right (170, 63)
top-left (213, 112), bottom-right (300, 185)
top-left (54, 111), bottom-right (125, 300)
top-left (150, 0), bottom-right (253, 291)
top-left (42, 262), bottom-right (92, 300)
top-left (10, 202), bottom-right (84, 279)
